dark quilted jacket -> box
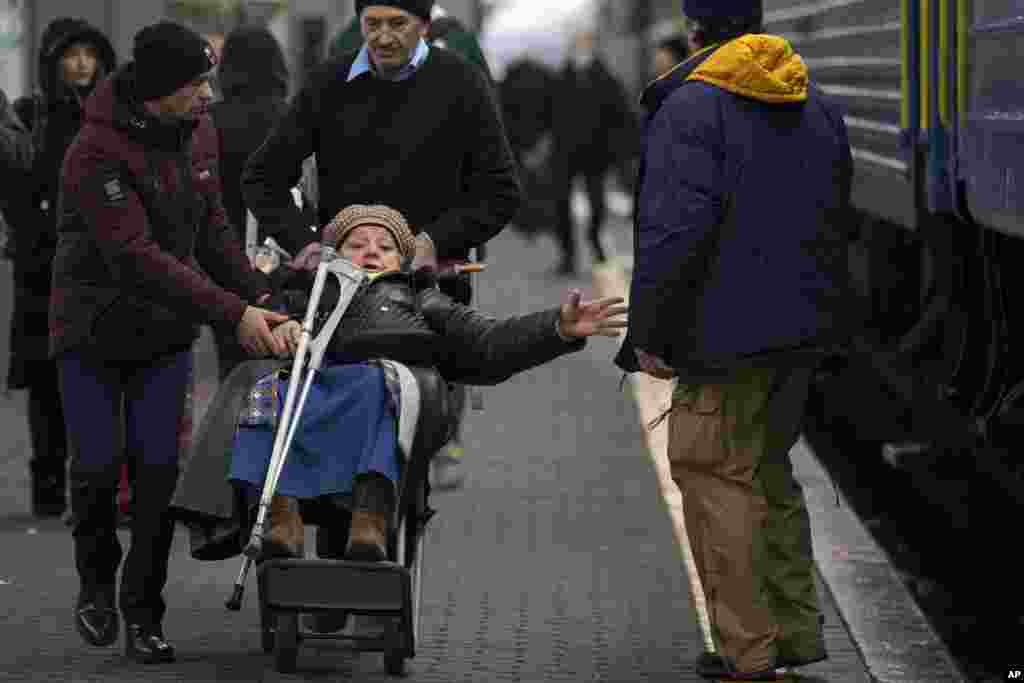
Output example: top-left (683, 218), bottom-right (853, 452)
top-left (271, 269), bottom-right (585, 385)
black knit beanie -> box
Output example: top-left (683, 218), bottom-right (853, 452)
top-left (355, 0), bottom-right (434, 22)
top-left (133, 21), bottom-right (218, 101)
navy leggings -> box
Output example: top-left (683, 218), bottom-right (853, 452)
top-left (58, 349), bottom-right (192, 627)
top-left (59, 350), bottom-right (192, 472)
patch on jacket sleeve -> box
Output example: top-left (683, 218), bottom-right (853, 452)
top-left (103, 177), bottom-right (127, 204)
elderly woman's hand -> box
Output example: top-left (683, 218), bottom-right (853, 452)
top-left (273, 320), bottom-right (303, 356)
top-left (557, 289), bottom-right (628, 339)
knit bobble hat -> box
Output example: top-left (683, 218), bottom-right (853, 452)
top-left (355, 0), bottom-right (435, 22)
top-left (133, 21), bottom-right (218, 101)
top-left (682, 0), bottom-right (762, 21)
top-left (325, 204), bottom-right (418, 261)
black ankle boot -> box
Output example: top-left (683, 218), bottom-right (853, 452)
top-left (125, 623), bottom-right (175, 663)
top-left (75, 584), bottom-right (118, 647)
top-left (69, 471), bottom-right (122, 648)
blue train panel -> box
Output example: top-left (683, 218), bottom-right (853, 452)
top-left (764, 0), bottom-right (917, 229)
top-left (959, 1), bottom-right (1024, 238)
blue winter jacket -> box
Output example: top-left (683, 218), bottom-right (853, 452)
top-left (615, 35), bottom-right (859, 379)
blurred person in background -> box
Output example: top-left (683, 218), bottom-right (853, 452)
top-left (330, 10), bottom-right (365, 58)
top-left (7, 18), bottom-right (116, 519)
top-left (0, 87), bottom-right (33, 261)
top-left (424, 5), bottom-right (493, 83)
top-left (550, 29), bottom-right (637, 276)
top-left (242, 0), bottom-right (520, 593)
top-left (207, 24), bottom-right (291, 379)
top-left (616, 0), bottom-right (857, 678)
top-left (653, 33), bottom-right (690, 79)
top-left (498, 58), bottom-right (559, 244)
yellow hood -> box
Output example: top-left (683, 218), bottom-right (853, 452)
top-left (688, 34), bottom-right (808, 104)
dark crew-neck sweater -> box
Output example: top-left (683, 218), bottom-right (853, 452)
top-left (242, 47), bottom-right (521, 259)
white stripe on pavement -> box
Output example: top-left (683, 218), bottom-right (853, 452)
top-left (591, 262), bottom-right (717, 652)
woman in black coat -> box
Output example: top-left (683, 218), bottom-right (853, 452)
top-left (8, 17), bottom-right (116, 518)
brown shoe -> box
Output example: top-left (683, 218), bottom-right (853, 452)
top-left (344, 474), bottom-right (393, 562)
top-left (263, 495), bottom-right (304, 559)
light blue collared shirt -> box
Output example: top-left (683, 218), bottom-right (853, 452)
top-left (347, 38), bottom-right (430, 82)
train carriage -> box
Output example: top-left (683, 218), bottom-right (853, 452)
top-left (758, 1), bottom-right (1024, 469)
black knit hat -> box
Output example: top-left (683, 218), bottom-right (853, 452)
top-left (355, 0), bottom-right (434, 22)
top-left (682, 0), bottom-right (762, 21)
top-left (133, 21), bottom-right (218, 101)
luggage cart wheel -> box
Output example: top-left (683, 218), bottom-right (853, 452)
top-left (274, 613), bottom-right (299, 673)
top-left (384, 649), bottom-right (406, 677)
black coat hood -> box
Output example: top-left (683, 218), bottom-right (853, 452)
top-left (217, 26), bottom-right (289, 99)
top-left (37, 17), bottom-right (117, 103)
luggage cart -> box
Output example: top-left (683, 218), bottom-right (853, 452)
top-left (225, 251), bottom-right (478, 675)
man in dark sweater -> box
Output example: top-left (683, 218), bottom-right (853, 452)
top-left (242, 0), bottom-right (521, 265)
top-left (242, 2), bottom-right (520, 629)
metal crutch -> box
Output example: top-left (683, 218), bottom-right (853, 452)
top-left (226, 249), bottom-right (367, 610)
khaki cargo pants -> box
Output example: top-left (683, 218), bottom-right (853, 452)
top-left (668, 365), bottom-right (825, 672)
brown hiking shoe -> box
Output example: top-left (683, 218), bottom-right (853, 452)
top-left (263, 495), bottom-right (304, 559)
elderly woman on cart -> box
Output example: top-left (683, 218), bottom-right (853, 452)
top-left (172, 204), bottom-right (625, 576)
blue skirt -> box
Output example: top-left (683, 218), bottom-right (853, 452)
top-left (228, 363), bottom-right (400, 499)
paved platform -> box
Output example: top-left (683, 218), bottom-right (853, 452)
top-left (0, 222), bottom-right (958, 681)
